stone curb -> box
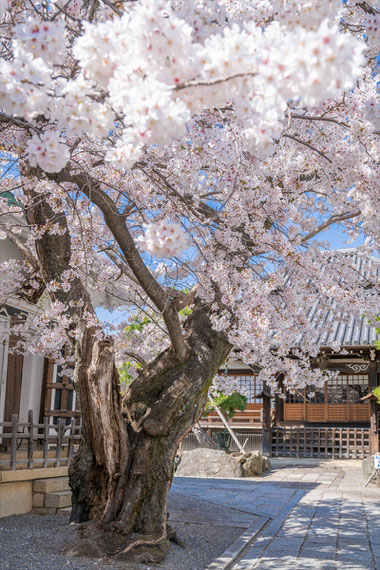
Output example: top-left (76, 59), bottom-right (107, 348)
top-left (205, 516), bottom-right (268, 570)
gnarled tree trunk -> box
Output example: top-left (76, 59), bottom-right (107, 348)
top-left (24, 183), bottom-right (231, 563)
top-left (68, 305), bottom-right (230, 563)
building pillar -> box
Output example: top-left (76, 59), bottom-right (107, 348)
top-left (274, 375), bottom-right (284, 424)
top-left (262, 386), bottom-right (272, 455)
top-left (369, 359), bottom-right (379, 454)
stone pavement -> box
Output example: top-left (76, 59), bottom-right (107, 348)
top-left (171, 458), bottom-right (380, 570)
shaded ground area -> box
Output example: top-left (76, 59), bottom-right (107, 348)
top-left (1, 458), bottom-right (379, 569)
top-left (0, 493), bottom-right (249, 570)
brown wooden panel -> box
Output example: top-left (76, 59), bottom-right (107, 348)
top-left (349, 404), bottom-right (369, 422)
top-left (305, 404), bottom-right (325, 422)
top-left (284, 403), bottom-right (304, 421)
top-left (327, 405), bottom-right (347, 422)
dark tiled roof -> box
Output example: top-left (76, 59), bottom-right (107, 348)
top-left (283, 250), bottom-right (379, 347)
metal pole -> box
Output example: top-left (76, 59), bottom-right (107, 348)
top-left (208, 395), bottom-right (245, 453)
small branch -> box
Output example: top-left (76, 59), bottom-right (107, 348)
top-left (283, 133), bottom-right (333, 163)
top-left (301, 211), bottom-right (361, 243)
top-left (4, 229), bottom-right (39, 270)
top-left (123, 351), bottom-right (147, 367)
top-left (175, 72), bottom-right (256, 91)
top-left (291, 113), bottom-right (350, 129)
top-left (100, 0), bottom-right (122, 15)
top-left (0, 113), bottom-right (43, 133)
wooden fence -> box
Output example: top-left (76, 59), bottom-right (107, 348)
top-left (181, 431), bottom-right (263, 453)
top-left (0, 410), bottom-right (81, 470)
top-left (271, 426), bottom-right (370, 459)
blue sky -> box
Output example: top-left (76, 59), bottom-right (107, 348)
top-left (95, 224), bottom-right (365, 325)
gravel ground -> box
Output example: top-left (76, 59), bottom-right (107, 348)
top-left (0, 494), bottom-right (248, 570)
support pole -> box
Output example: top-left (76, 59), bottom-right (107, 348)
top-left (208, 395), bottom-right (245, 453)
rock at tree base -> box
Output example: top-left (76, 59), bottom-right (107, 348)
top-left (240, 451), bottom-right (271, 476)
top-left (175, 448), bottom-right (271, 478)
top-left (177, 448), bottom-right (243, 478)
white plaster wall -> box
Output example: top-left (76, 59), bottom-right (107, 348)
top-left (19, 353), bottom-right (44, 425)
top-left (0, 239), bottom-right (23, 262)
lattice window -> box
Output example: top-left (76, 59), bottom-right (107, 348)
top-left (306, 386), bottom-right (325, 404)
top-left (327, 374), bottom-right (369, 404)
top-left (347, 374), bottom-right (369, 403)
top-left (234, 374), bottom-right (263, 403)
top-left (327, 376), bottom-right (347, 403)
top-left (285, 390), bottom-right (305, 404)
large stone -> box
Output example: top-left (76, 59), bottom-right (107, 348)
top-left (241, 452), bottom-right (271, 477)
top-left (242, 452), bottom-right (264, 476)
top-left (176, 448), bottom-right (243, 478)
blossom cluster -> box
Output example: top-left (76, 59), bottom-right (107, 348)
top-left (137, 220), bottom-right (188, 258)
top-left (70, 1), bottom-right (365, 165)
top-left (26, 131), bottom-right (70, 173)
top-left (0, 0), bottom-right (367, 173)
top-left (14, 18), bottom-right (66, 64)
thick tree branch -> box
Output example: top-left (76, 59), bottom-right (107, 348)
top-left (54, 171), bottom-right (189, 361)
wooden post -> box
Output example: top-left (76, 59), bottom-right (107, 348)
top-left (56, 418), bottom-right (64, 467)
top-left (369, 361), bottom-right (379, 454)
top-left (43, 416), bottom-right (49, 468)
top-left (274, 375), bottom-right (284, 424)
top-left (28, 409), bottom-right (34, 469)
top-left (11, 413), bottom-right (18, 470)
top-left (68, 418), bottom-right (75, 461)
top-left (262, 392), bottom-right (272, 456)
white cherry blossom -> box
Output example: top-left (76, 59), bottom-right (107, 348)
top-left (26, 131), bottom-right (70, 173)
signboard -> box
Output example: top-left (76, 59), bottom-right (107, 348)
top-left (374, 454), bottom-right (380, 470)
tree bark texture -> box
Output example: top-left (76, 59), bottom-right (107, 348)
top-left (191, 423), bottom-right (220, 449)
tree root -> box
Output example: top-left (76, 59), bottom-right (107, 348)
top-left (167, 523), bottom-right (192, 551)
top-left (64, 522), bottom-right (170, 564)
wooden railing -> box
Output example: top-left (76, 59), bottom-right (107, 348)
top-left (271, 426), bottom-right (370, 459)
top-left (0, 410), bottom-right (81, 470)
top-left (200, 408), bottom-right (262, 427)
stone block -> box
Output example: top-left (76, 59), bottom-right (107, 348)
top-left (32, 492), bottom-right (45, 507)
top-left (0, 481), bottom-right (32, 518)
top-left (45, 490), bottom-right (72, 508)
top-left (32, 507), bottom-right (57, 515)
top-left (0, 467), bottom-right (68, 484)
top-left (33, 476), bottom-right (69, 493)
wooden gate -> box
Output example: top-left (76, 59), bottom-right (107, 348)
top-left (271, 426), bottom-right (370, 459)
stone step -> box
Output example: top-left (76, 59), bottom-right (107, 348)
top-left (32, 507), bottom-right (58, 515)
top-left (57, 506), bottom-right (72, 515)
top-left (33, 477), bottom-right (70, 494)
top-left (45, 490), bottom-right (72, 509)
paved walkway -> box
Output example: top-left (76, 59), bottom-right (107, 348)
top-left (172, 458), bottom-right (380, 570)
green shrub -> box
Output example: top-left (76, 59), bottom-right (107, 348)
top-left (204, 391), bottom-right (247, 420)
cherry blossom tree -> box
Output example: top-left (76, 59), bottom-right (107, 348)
top-left (0, 0), bottom-right (379, 563)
